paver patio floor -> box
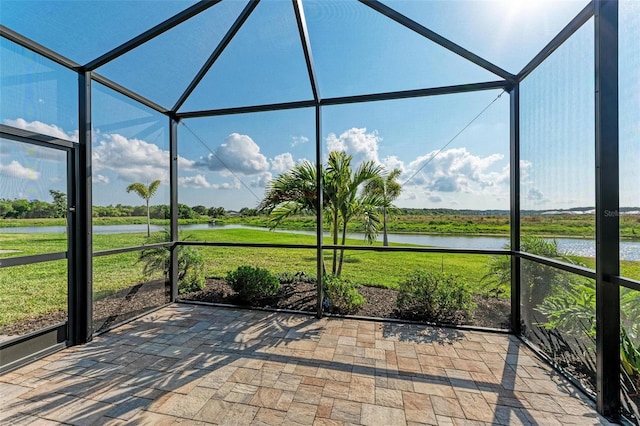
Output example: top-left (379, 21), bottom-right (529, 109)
top-left (0, 304), bottom-right (614, 425)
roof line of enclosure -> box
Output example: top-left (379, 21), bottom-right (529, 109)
top-left (172, 0), bottom-right (261, 112)
top-left (2, 0), bottom-right (592, 119)
top-left (293, 0), bottom-right (320, 102)
top-left (175, 80), bottom-right (511, 119)
top-left (84, 0), bottom-right (222, 71)
top-left (0, 24), bottom-right (81, 71)
top-left (519, 1), bottom-right (595, 80)
top-left (358, 0), bottom-right (516, 84)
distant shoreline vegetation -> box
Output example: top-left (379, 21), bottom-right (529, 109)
top-left (0, 204), bottom-right (639, 240)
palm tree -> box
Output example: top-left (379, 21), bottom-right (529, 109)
top-left (259, 151), bottom-right (383, 276)
top-left (126, 180), bottom-right (161, 237)
top-left (325, 152), bottom-right (383, 275)
top-left (363, 168), bottom-right (402, 246)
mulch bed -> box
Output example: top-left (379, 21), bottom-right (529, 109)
top-left (180, 278), bottom-right (511, 329)
top-left (0, 279), bottom-right (168, 339)
top-left (1, 277), bottom-right (510, 339)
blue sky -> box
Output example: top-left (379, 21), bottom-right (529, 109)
top-left (1, 0), bottom-right (638, 212)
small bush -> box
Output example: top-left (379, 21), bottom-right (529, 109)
top-left (177, 246), bottom-right (206, 294)
top-left (138, 230), bottom-right (205, 294)
top-left (397, 271), bottom-right (475, 323)
top-left (323, 274), bottom-right (365, 314)
top-left (226, 266), bottom-right (280, 303)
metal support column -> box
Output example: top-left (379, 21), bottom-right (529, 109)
top-left (169, 116), bottom-right (179, 301)
top-left (594, 0), bottom-right (620, 418)
top-left (315, 105), bottom-right (324, 318)
top-left (70, 70), bottom-right (93, 345)
top-left (509, 84), bottom-right (521, 335)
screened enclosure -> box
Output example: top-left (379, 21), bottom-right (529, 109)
top-left (0, 0), bottom-right (638, 422)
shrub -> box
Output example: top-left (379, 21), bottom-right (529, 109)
top-left (397, 271), bottom-right (474, 323)
top-left (177, 246), bottom-right (205, 294)
top-left (323, 274), bottom-right (365, 314)
top-left (138, 229), bottom-right (205, 294)
top-left (226, 266), bottom-right (280, 303)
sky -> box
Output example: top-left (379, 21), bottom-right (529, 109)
top-left (0, 0), bottom-right (638, 212)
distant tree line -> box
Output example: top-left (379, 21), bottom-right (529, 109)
top-left (0, 196), bottom-right (235, 220)
top-left (0, 190), bottom-right (67, 219)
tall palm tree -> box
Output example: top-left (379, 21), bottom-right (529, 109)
top-left (363, 168), bottom-right (402, 246)
top-left (126, 180), bottom-right (161, 237)
top-left (325, 152), bottom-right (383, 275)
top-left (259, 151), bottom-right (383, 276)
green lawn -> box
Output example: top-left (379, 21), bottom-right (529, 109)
top-left (1, 227), bottom-right (638, 328)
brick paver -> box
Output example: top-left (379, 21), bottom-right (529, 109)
top-left (0, 304), bottom-right (614, 425)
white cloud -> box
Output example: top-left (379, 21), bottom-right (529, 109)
top-left (250, 172), bottom-right (273, 188)
top-left (4, 118), bottom-right (78, 142)
top-left (213, 178), bottom-right (242, 190)
top-left (428, 195), bottom-right (443, 203)
top-left (291, 135), bottom-right (309, 147)
top-left (92, 133), bottom-right (194, 183)
top-left (195, 133), bottom-right (269, 175)
top-left (94, 174), bottom-right (110, 184)
top-left (179, 174), bottom-right (211, 189)
top-left (179, 174), bottom-right (241, 190)
top-left (326, 128), bottom-right (381, 165)
top-left (405, 148), bottom-right (506, 194)
top-left (0, 160), bottom-right (40, 180)
top-left (382, 155), bottom-right (405, 174)
top-left (270, 153), bottom-right (295, 173)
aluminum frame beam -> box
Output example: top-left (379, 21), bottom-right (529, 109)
top-left (315, 105), bottom-right (324, 318)
top-left (173, 0), bottom-right (261, 112)
top-left (358, 0), bottom-right (516, 83)
top-left (169, 116), bottom-right (180, 301)
top-left (69, 71), bottom-right (93, 346)
top-left (91, 73), bottom-right (169, 114)
top-left (594, 0), bottom-right (620, 418)
top-left (509, 85), bottom-right (521, 334)
top-left (519, 1), bottom-right (595, 80)
top-left (293, 0), bottom-right (320, 101)
top-left (320, 81), bottom-right (510, 107)
top-left (176, 81), bottom-right (509, 119)
top-left (85, 1), bottom-right (221, 71)
top-left (0, 25), bottom-right (80, 71)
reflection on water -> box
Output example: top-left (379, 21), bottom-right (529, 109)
top-left (1, 223), bottom-right (639, 261)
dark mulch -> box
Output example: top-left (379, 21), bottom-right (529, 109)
top-left (180, 278), bottom-right (511, 329)
top-left (0, 279), bottom-right (168, 338)
top-left (1, 276), bottom-right (510, 339)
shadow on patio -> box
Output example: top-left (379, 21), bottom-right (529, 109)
top-left (0, 304), bottom-right (613, 425)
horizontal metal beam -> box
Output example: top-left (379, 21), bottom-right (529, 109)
top-left (514, 251), bottom-right (597, 279)
top-left (93, 242), bottom-right (172, 258)
top-left (518, 1), bottom-right (594, 80)
top-left (178, 240), bottom-right (510, 256)
top-left (177, 241), bottom-right (317, 250)
top-left (0, 124), bottom-right (77, 149)
top-left (323, 245), bottom-right (509, 256)
top-left (173, 0), bottom-right (260, 112)
top-left (177, 81), bottom-right (509, 119)
top-left (358, 0), bottom-right (516, 83)
top-left (85, 0), bottom-right (221, 71)
top-left (91, 73), bottom-right (169, 114)
top-left (614, 276), bottom-right (640, 292)
top-left (0, 25), bottom-right (81, 71)
top-left (0, 252), bottom-right (67, 268)
top-left (177, 99), bottom-right (316, 119)
top-left (320, 81), bottom-right (510, 107)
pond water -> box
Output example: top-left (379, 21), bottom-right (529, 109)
top-left (1, 223), bottom-right (639, 261)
